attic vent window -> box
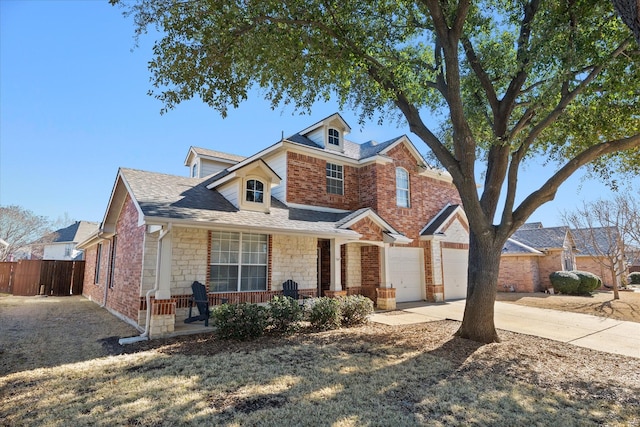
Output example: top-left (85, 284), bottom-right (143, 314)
top-left (246, 179), bottom-right (264, 203)
top-left (328, 128), bottom-right (340, 146)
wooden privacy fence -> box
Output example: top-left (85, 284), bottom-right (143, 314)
top-left (0, 260), bottom-right (85, 296)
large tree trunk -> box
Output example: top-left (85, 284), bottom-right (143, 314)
top-left (456, 231), bottom-right (504, 343)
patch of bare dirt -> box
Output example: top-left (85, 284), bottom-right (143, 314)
top-left (496, 290), bottom-right (640, 322)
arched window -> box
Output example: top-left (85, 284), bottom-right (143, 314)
top-left (328, 128), bottom-right (340, 146)
top-left (396, 168), bottom-right (410, 207)
top-left (246, 179), bottom-right (264, 203)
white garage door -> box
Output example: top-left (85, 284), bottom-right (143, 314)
top-left (442, 248), bottom-right (468, 300)
top-left (389, 247), bottom-right (423, 302)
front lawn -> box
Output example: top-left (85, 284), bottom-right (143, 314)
top-left (2, 319), bottom-right (639, 426)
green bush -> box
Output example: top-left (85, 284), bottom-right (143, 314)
top-left (307, 297), bottom-right (342, 330)
top-left (549, 271), bottom-right (581, 294)
top-left (629, 272), bottom-right (640, 284)
top-left (210, 303), bottom-right (268, 340)
top-left (572, 270), bottom-right (602, 294)
top-left (268, 296), bottom-right (304, 334)
top-left (339, 295), bottom-right (374, 326)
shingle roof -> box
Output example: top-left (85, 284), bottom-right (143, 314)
top-left (51, 221), bottom-right (99, 243)
top-left (510, 226), bottom-right (569, 249)
top-left (120, 168), bottom-right (359, 237)
top-left (572, 226), bottom-right (620, 256)
top-left (285, 134), bottom-right (406, 161)
top-left (192, 147), bottom-right (246, 163)
top-left (421, 204), bottom-right (461, 236)
top-left (502, 238), bottom-right (544, 255)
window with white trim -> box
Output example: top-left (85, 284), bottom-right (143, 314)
top-left (245, 179), bottom-right (264, 203)
top-left (328, 128), bottom-right (340, 146)
top-left (107, 236), bottom-right (117, 289)
top-left (326, 163), bottom-right (343, 195)
top-left (209, 231), bottom-right (268, 292)
top-left (396, 167), bottom-right (410, 207)
top-left (191, 163), bottom-right (198, 178)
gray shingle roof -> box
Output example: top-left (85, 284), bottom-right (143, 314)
top-left (421, 204), bottom-right (460, 236)
top-left (51, 221), bottom-right (99, 243)
top-left (285, 133), bottom-right (406, 161)
top-left (192, 147), bottom-right (246, 162)
top-left (120, 168), bottom-right (359, 237)
top-left (572, 226), bottom-right (620, 256)
top-left (510, 226), bottom-right (569, 249)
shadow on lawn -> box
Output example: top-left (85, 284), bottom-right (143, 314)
top-left (3, 329), bottom-right (637, 426)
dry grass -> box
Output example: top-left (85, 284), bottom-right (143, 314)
top-left (1, 295), bottom-right (639, 426)
top-left (496, 290), bottom-right (640, 323)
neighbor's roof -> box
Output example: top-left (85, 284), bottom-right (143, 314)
top-left (50, 221), bottom-right (99, 244)
top-left (118, 168), bottom-right (363, 238)
top-left (510, 226), bottom-right (569, 249)
top-left (572, 226), bottom-right (620, 256)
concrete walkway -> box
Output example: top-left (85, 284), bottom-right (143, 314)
top-left (370, 299), bottom-right (640, 359)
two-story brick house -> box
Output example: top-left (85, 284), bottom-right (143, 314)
top-left (79, 113), bottom-right (468, 337)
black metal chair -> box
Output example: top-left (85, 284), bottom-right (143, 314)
top-left (185, 281), bottom-right (210, 327)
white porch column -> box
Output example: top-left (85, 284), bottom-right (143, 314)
top-left (329, 238), bottom-right (344, 291)
top-left (155, 227), bottom-right (173, 300)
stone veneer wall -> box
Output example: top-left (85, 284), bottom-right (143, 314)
top-left (271, 234), bottom-right (317, 290)
top-left (344, 243), bottom-right (362, 289)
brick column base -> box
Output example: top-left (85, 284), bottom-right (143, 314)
top-left (426, 284), bottom-right (444, 302)
top-left (376, 288), bottom-right (396, 310)
top-left (149, 299), bottom-right (176, 338)
top-left (324, 290), bottom-right (347, 298)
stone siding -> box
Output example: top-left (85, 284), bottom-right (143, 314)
top-left (171, 227), bottom-right (209, 296)
top-left (271, 234), bottom-right (317, 290)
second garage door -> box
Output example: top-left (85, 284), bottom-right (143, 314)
top-left (442, 248), bottom-right (468, 300)
top-left (389, 247), bottom-right (424, 302)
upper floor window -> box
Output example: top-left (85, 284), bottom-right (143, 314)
top-left (328, 128), bottom-right (340, 146)
top-left (396, 167), bottom-right (410, 207)
top-left (246, 179), bottom-right (264, 203)
top-left (326, 163), bottom-right (344, 195)
top-left (191, 163), bottom-right (198, 178)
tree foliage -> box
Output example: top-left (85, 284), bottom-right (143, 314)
top-left (113, 0), bottom-right (640, 343)
top-left (0, 205), bottom-right (54, 261)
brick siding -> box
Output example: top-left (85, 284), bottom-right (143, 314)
top-left (104, 194), bottom-right (145, 322)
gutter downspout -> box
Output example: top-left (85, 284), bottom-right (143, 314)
top-left (119, 224), bottom-right (171, 345)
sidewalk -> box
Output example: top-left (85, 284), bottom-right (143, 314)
top-left (370, 299), bottom-right (640, 359)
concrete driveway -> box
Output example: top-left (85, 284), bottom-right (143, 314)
top-left (371, 299), bottom-right (640, 359)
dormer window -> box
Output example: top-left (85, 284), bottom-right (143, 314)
top-left (246, 179), bottom-right (264, 203)
top-left (328, 128), bottom-right (340, 146)
top-left (191, 163), bottom-right (198, 177)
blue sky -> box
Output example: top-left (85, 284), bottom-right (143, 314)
top-left (1, 1), bottom-right (636, 228)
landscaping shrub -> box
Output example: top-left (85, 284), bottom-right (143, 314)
top-left (549, 271), bottom-right (581, 294)
top-left (307, 297), bottom-right (341, 330)
top-left (210, 303), bottom-right (268, 340)
top-left (268, 295), bottom-right (304, 334)
top-left (571, 270), bottom-right (602, 294)
top-left (629, 272), bottom-right (640, 284)
top-left (339, 295), bottom-right (374, 326)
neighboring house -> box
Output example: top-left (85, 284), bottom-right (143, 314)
top-left (499, 223), bottom-right (627, 292)
top-left (78, 113), bottom-right (469, 337)
top-left (572, 226), bottom-right (627, 288)
top-left (499, 223), bottom-right (576, 292)
top-left (38, 221), bottom-right (100, 261)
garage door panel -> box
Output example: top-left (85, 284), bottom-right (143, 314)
top-left (442, 248), bottom-right (468, 300)
top-left (389, 247), bottom-right (423, 303)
